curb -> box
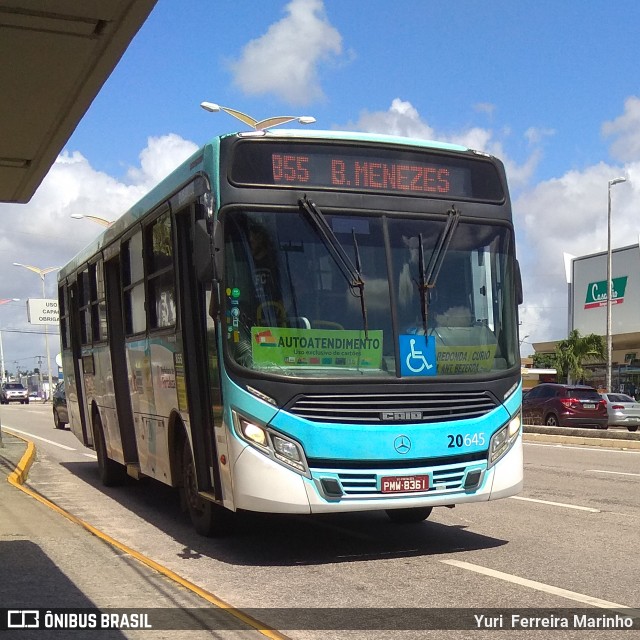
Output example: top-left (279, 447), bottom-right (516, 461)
top-left (523, 431), bottom-right (640, 450)
top-left (2, 428), bottom-right (37, 486)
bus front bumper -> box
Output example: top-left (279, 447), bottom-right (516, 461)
top-left (231, 435), bottom-right (523, 514)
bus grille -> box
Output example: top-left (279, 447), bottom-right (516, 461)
top-left (311, 459), bottom-right (486, 497)
top-left (287, 391), bottom-right (497, 424)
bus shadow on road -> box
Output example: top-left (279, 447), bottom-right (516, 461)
top-left (61, 460), bottom-right (508, 567)
top-left (0, 539), bottom-right (129, 638)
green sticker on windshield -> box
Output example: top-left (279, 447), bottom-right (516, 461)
top-left (251, 327), bottom-right (383, 369)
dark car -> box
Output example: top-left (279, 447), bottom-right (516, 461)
top-left (0, 382), bottom-right (29, 404)
top-left (52, 381), bottom-right (68, 429)
top-left (522, 383), bottom-right (608, 429)
top-left (600, 393), bottom-right (640, 432)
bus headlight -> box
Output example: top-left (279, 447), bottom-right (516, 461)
top-left (489, 412), bottom-right (521, 467)
top-left (239, 418), bottom-right (268, 448)
top-left (232, 410), bottom-right (310, 476)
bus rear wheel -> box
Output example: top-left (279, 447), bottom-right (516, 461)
top-left (181, 438), bottom-right (234, 537)
top-left (92, 412), bottom-right (127, 487)
top-left (385, 506), bottom-right (433, 524)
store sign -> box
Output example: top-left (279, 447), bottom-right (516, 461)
top-left (584, 276), bottom-right (628, 309)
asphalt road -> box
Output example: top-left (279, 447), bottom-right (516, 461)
top-left (1, 402), bottom-right (639, 638)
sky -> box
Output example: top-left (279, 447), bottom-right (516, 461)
top-left (2, 0), bottom-right (640, 378)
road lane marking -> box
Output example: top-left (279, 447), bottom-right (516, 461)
top-left (509, 496), bottom-right (599, 512)
top-left (442, 559), bottom-right (640, 618)
top-left (3, 426), bottom-right (76, 450)
top-left (587, 469), bottom-right (640, 478)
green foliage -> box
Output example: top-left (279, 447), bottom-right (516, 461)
top-left (532, 352), bottom-right (557, 369)
top-left (554, 330), bottom-right (605, 383)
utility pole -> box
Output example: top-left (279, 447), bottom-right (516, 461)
top-left (36, 355), bottom-right (44, 400)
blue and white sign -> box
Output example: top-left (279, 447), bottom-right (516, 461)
top-left (399, 334), bottom-right (436, 377)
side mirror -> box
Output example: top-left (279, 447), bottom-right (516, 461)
top-left (194, 219), bottom-right (215, 282)
top-left (212, 219), bottom-right (223, 281)
top-left (515, 259), bottom-right (523, 306)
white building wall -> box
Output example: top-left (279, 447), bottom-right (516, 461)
top-left (571, 244), bottom-right (640, 336)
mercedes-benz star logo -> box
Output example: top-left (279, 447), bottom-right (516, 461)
top-left (394, 435), bottom-right (411, 454)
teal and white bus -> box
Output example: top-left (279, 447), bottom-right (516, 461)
top-left (58, 127), bottom-right (523, 535)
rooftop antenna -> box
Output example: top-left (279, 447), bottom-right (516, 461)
top-left (200, 102), bottom-right (315, 131)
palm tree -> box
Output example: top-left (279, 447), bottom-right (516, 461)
top-left (554, 330), bottom-right (605, 384)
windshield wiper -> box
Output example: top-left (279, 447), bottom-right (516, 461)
top-left (415, 205), bottom-right (460, 335)
top-left (298, 196), bottom-right (368, 337)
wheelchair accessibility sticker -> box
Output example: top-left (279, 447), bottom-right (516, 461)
top-left (399, 334), bottom-right (436, 376)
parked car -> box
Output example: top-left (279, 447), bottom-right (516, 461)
top-left (52, 381), bottom-right (68, 429)
top-left (600, 393), bottom-right (640, 432)
top-left (522, 383), bottom-right (608, 429)
top-left (0, 382), bottom-right (29, 404)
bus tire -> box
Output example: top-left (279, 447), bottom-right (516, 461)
top-left (181, 438), bottom-right (234, 537)
top-left (92, 412), bottom-right (127, 487)
top-left (53, 408), bottom-right (66, 429)
top-left (385, 506), bottom-right (433, 524)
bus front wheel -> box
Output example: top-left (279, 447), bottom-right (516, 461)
top-left (385, 506), bottom-right (433, 524)
top-left (92, 412), bottom-right (126, 487)
top-left (181, 438), bottom-right (234, 537)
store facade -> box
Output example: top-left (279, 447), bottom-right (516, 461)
top-left (568, 243), bottom-right (640, 394)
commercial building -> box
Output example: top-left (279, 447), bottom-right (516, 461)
top-left (534, 243), bottom-right (640, 395)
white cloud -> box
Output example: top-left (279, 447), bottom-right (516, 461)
top-left (0, 134), bottom-right (198, 375)
top-left (514, 160), bottom-right (638, 348)
top-left (228, 0), bottom-right (342, 105)
top-left (602, 96), bottom-right (640, 162)
top-left (347, 99), bottom-right (437, 140)
top-left (474, 102), bottom-right (495, 118)
top-left (343, 98), bottom-right (640, 353)
top-left (126, 134), bottom-right (199, 188)
top-left (345, 99), bottom-right (540, 190)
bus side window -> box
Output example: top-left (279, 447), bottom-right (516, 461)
top-left (146, 211), bottom-right (176, 329)
top-left (123, 231), bottom-right (146, 335)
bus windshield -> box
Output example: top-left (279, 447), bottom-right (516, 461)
top-left (223, 208), bottom-right (518, 378)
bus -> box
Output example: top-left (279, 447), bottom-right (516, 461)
top-left (58, 126), bottom-right (523, 535)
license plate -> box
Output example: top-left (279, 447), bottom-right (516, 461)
top-left (583, 403), bottom-right (595, 409)
top-left (381, 475), bottom-right (429, 493)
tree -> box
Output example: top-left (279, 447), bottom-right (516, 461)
top-left (532, 352), bottom-right (557, 370)
top-left (554, 330), bottom-right (605, 384)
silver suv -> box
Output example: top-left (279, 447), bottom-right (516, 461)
top-left (0, 382), bottom-right (29, 404)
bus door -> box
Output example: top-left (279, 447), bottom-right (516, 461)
top-left (174, 203), bottom-right (222, 499)
top-left (67, 280), bottom-right (90, 445)
top-left (104, 254), bottom-right (139, 469)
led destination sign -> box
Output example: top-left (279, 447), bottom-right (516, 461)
top-left (230, 142), bottom-right (504, 201)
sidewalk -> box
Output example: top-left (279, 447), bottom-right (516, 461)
top-left (0, 428), bottom-right (278, 638)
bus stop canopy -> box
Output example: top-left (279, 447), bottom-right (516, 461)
top-left (0, 0), bottom-right (157, 204)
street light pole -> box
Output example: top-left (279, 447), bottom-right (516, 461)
top-left (0, 298), bottom-right (20, 384)
top-left (606, 177), bottom-right (627, 393)
top-left (0, 297), bottom-right (19, 447)
top-left (12, 263), bottom-right (60, 401)
top-left (70, 213), bottom-right (113, 227)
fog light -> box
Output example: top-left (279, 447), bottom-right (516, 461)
top-left (320, 478), bottom-right (343, 497)
top-left (464, 469), bottom-right (482, 489)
